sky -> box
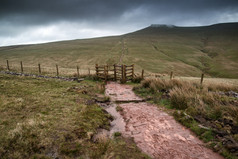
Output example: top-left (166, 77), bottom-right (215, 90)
top-left (1, 0), bottom-right (238, 46)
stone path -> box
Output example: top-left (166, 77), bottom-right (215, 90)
top-left (105, 82), bottom-right (224, 159)
top-left (105, 82), bottom-right (142, 102)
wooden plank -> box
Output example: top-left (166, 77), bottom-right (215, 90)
top-left (126, 71), bottom-right (133, 74)
top-left (95, 66), bottom-right (105, 68)
top-left (97, 69), bottom-right (105, 71)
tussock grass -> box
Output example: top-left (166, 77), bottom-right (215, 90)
top-left (206, 82), bottom-right (238, 92)
top-left (140, 78), bottom-right (238, 122)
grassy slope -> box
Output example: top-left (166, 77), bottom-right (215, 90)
top-left (123, 23), bottom-right (238, 78)
top-left (0, 23), bottom-right (238, 78)
top-left (0, 74), bottom-right (149, 159)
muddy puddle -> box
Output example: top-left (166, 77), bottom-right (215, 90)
top-left (99, 102), bottom-right (126, 137)
top-left (103, 82), bottom-right (224, 159)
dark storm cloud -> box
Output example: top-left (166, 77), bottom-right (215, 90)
top-left (0, 0), bottom-right (137, 24)
top-left (0, 0), bottom-right (238, 46)
top-left (1, 0), bottom-right (238, 25)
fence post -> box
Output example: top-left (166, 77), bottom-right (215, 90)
top-left (95, 64), bottom-right (98, 76)
top-left (38, 63), bottom-right (41, 74)
top-left (114, 64), bottom-right (117, 81)
top-left (106, 65), bottom-right (109, 79)
top-left (141, 69), bottom-right (144, 79)
top-left (104, 65), bottom-right (107, 82)
top-left (170, 71), bottom-right (173, 79)
top-left (123, 65), bottom-right (126, 83)
top-left (56, 64), bottom-right (59, 76)
top-left (6, 60), bottom-right (10, 71)
top-left (77, 66), bottom-right (79, 78)
top-left (121, 65), bottom-right (123, 82)
top-left (88, 68), bottom-right (90, 75)
top-left (132, 64), bottom-right (134, 80)
top-left (20, 61), bottom-right (23, 73)
top-left (201, 73), bottom-right (204, 84)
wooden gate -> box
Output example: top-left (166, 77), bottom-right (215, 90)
top-left (95, 64), bottom-right (134, 83)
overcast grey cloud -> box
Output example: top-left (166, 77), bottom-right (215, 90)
top-left (0, 0), bottom-right (238, 46)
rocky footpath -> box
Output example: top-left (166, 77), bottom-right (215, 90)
top-left (105, 82), bottom-right (224, 159)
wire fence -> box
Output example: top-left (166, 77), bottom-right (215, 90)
top-left (0, 60), bottom-right (93, 77)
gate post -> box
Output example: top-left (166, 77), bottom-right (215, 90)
top-left (121, 65), bottom-right (123, 83)
top-left (106, 65), bottom-right (109, 76)
top-left (95, 64), bottom-right (98, 77)
top-left (114, 64), bottom-right (117, 81)
top-left (104, 65), bottom-right (107, 82)
top-left (132, 64), bottom-right (134, 80)
top-left (122, 65), bottom-right (126, 83)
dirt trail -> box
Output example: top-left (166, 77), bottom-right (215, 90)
top-left (105, 82), bottom-right (224, 159)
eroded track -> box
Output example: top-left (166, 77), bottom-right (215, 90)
top-left (105, 82), bottom-right (223, 159)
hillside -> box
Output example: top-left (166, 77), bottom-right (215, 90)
top-left (0, 22), bottom-right (238, 78)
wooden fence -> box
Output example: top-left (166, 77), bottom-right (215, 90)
top-left (2, 60), bottom-right (206, 84)
top-left (95, 64), bottom-right (134, 83)
top-left (3, 60), bottom-right (91, 77)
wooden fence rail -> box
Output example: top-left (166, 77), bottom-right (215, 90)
top-left (2, 60), bottom-right (205, 84)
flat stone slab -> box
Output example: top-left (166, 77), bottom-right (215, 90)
top-left (105, 82), bottom-right (143, 102)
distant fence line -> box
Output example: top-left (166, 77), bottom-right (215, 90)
top-left (2, 60), bottom-right (92, 78)
top-left (2, 60), bottom-right (205, 84)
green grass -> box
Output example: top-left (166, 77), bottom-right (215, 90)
top-left (0, 22), bottom-right (238, 78)
top-left (0, 74), bottom-right (149, 159)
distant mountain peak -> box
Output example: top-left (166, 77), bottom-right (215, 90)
top-left (150, 24), bottom-right (175, 28)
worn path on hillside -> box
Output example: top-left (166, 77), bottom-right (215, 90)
top-left (105, 82), bottom-right (223, 159)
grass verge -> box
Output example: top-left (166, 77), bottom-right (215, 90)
top-left (0, 74), bottom-right (149, 159)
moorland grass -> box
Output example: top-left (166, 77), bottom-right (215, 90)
top-left (0, 74), bottom-right (149, 159)
top-left (1, 23), bottom-right (238, 78)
